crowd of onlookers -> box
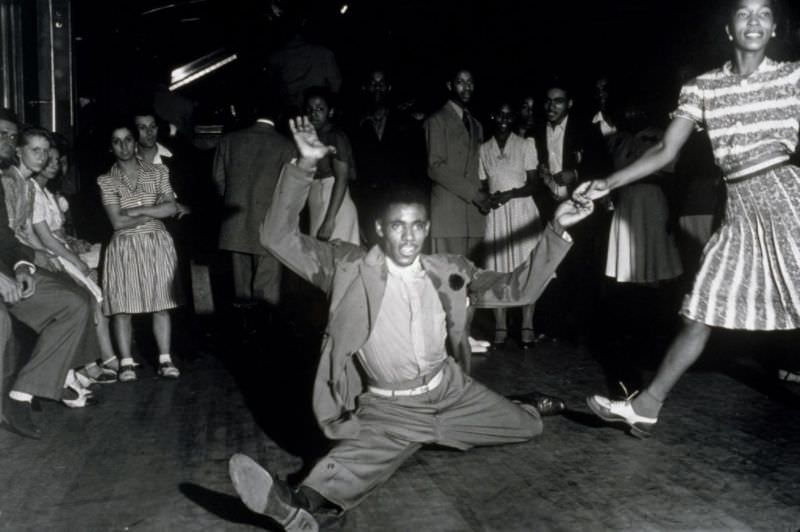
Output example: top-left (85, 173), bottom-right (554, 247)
top-left (6, 15), bottom-right (800, 441)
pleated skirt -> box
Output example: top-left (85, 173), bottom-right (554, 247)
top-left (102, 228), bottom-right (182, 315)
top-left (682, 165), bottom-right (800, 330)
top-left (605, 184), bottom-right (683, 283)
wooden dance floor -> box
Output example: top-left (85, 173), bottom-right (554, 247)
top-left (1, 317), bottom-right (799, 531)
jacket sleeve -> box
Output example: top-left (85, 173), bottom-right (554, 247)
top-left (0, 182), bottom-right (33, 270)
top-left (468, 226), bottom-right (572, 308)
top-left (259, 163), bottom-right (355, 294)
top-left (424, 114), bottom-right (481, 202)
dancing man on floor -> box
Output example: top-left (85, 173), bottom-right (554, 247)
top-left (228, 116), bottom-right (594, 531)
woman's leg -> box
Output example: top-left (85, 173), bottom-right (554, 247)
top-left (113, 314), bottom-right (133, 361)
top-left (632, 317), bottom-right (712, 417)
top-left (153, 311), bottom-right (180, 378)
top-left (152, 310), bottom-right (172, 355)
top-left (493, 308), bottom-right (507, 344)
top-left (521, 304), bottom-right (535, 344)
top-left (95, 311), bottom-right (116, 363)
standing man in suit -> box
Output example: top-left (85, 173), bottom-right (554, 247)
top-left (213, 102), bottom-right (296, 309)
top-left (424, 68), bottom-right (493, 362)
top-left (350, 67), bottom-right (426, 244)
top-left (227, 117), bottom-right (593, 531)
top-left (533, 81), bottom-right (612, 344)
top-left (0, 109), bottom-right (99, 439)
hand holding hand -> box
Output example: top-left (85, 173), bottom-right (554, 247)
top-left (289, 116), bottom-right (337, 167)
top-left (490, 190), bottom-right (513, 208)
top-left (473, 190), bottom-right (492, 215)
top-left (554, 195), bottom-right (595, 231)
top-left (573, 179), bottom-right (610, 201)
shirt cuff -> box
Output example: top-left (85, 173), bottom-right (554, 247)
top-left (549, 223), bottom-right (572, 242)
top-left (13, 261), bottom-right (36, 275)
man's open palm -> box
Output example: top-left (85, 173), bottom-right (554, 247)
top-left (289, 117), bottom-right (336, 161)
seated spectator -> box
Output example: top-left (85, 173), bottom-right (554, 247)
top-left (30, 139), bottom-right (118, 383)
top-left (0, 110), bottom-right (101, 440)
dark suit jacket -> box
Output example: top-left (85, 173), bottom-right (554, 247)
top-left (213, 121), bottom-right (296, 255)
top-left (534, 115), bottom-right (611, 184)
top-left (533, 115), bottom-right (611, 221)
top-left (424, 103), bottom-right (485, 238)
top-left (351, 109), bottom-right (426, 189)
top-left (261, 163), bottom-right (571, 440)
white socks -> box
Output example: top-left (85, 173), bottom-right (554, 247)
top-left (9, 390), bottom-right (33, 403)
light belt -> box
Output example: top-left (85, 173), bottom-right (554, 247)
top-left (367, 367), bottom-right (445, 397)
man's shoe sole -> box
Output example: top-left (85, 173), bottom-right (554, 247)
top-left (586, 396), bottom-right (654, 439)
top-left (228, 454), bottom-right (318, 532)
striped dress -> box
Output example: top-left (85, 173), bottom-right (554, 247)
top-left (98, 160), bottom-right (182, 315)
top-left (674, 57), bottom-right (800, 330)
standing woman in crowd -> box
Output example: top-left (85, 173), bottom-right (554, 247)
top-left (31, 141), bottom-right (118, 383)
top-left (579, 0), bottom-right (800, 436)
top-left (304, 86), bottom-right (360, 244)
top-left (516, 95), bottom-right (538, 139)
top-left (479, 100), bottom-right (543, 348)
top-left (98, 122), bottom-right (181, 382)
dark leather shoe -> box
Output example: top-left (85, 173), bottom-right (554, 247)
top-left (508, 392), bottom-right (566, 417)
top-left (2, 398), bottom-right (42, 439)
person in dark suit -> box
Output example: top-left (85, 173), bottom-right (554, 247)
top-left (350, 68), bottom-right (426, 245)
top-left (0, 109), bottom-right (99, 439)
top-left (213, 102), bottom-right (296, 307)
top-left (227, 116), bottom-right (593, 531)
top-left (533, 81), bottom-right (612, 344)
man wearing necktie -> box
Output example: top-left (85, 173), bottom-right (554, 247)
top-left (423, 68), bottom-right (493, 365)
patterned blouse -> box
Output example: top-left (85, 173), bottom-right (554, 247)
top-left (97, 159), bottom-right (174, 235)
top-left (674, 57), bottom-right (800, 180)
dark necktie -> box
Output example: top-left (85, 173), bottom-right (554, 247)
top-left (462, 109), bottom-right (471, 138)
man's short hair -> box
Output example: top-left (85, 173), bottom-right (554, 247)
top-left (303, 86), bottom-right (336, 109)
top-left (0, 108), bottom-right (19, 125)
top-left (373, 181), bottom-right (429, 221)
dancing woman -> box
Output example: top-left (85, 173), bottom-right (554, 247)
top-left (578, 0), bottom-right (800, 437)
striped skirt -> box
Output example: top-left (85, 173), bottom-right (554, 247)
top-left (102, 227), bottom-right (182, 315)
top-left (681, 165), bottom-right (800, 330)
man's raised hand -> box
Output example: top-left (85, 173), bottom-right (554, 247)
top-left (288, 116), bottom-right (337, 169)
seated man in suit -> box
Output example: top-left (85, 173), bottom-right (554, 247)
top-left (227, 117), bottom-right (594, 531)
top-left (0, 109), bottom-right (99, 439)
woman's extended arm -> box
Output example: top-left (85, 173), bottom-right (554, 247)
top-left (576, 117), bottom-right (696, 199)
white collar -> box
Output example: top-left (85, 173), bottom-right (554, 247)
top-left (257, 118), bottom-right (275, 126)
top-left (386, 255), bottom-right (425, 279)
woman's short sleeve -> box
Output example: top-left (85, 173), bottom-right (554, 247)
top-left (522, 138), bottom-right (539, 171)
top-left (97, 175), bottom-right (120, 206)
top-left (673, 78), bottom-right (704, 125)
top-left (31, 186), bottom-right (48, 225)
